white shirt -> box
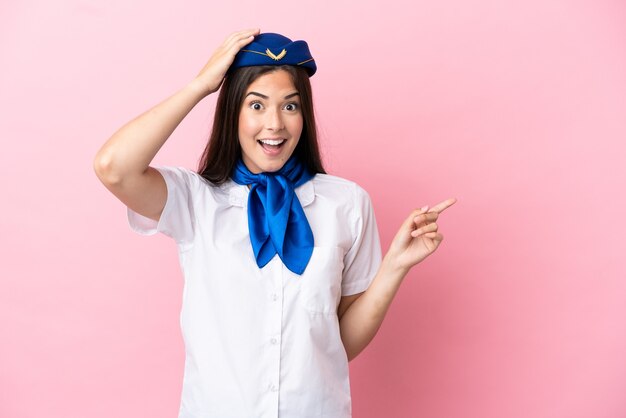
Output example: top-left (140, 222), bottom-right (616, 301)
top-left (127, 166), bottom-right (382, 418)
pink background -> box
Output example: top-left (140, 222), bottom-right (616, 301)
top-left (2, 1), bottom-right (626, 417)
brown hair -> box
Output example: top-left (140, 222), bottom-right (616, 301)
top-left (197, 65), bottom-right (326, 184)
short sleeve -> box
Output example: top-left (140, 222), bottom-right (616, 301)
top-left (341, 184), bottom-right (382, 296)
top-left (127, 166), bottom-right (197, 247)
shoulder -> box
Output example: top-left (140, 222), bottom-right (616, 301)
top-left (311, 173), bottom-right (372, 204)
top-left (308, 174), bottom-right (378, 245)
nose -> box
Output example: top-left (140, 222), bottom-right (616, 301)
top-left (264, 107), bottom-right (284, 131)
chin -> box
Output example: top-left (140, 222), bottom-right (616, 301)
top-left (244, 150), bottom-right (296, 174)
top-left (258, 159), bottom-right (287, 173)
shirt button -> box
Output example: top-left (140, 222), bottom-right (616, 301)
top-left (270, 383), bottom-right (278, 392)
top-left (270, 337), bottom-right (277, 345)
top-left (271, 293), bottom-right (278, 301)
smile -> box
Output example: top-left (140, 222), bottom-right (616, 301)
top-left (257, 138), bottom-right (286, 146)
top-left (256, 138), bottom-right (287, 156)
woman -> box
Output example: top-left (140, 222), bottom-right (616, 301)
top-left (94, 28), bottom-right (456, 418)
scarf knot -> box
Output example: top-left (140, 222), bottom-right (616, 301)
top-left (231, 156), bottom-right (315, 275)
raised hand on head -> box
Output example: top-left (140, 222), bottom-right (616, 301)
top-left (193, 28), bottom-right (261, 97)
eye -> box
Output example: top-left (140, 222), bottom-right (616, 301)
top-left (250, 101), bottom-right (263, 110)
top-left (284, 102), bottom-right (298, 111)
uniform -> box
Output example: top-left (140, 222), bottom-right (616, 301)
top-left (127, 166), bottom-right (382, 418)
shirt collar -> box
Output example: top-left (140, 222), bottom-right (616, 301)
top-left (220, 177), bottom-right (316, 208)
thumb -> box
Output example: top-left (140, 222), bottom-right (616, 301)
top-left (401, 206), bottom-right (429, 232)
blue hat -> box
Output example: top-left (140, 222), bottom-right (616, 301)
top-left (228, 33), bottom-right (317, 76)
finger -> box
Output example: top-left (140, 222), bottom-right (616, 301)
top-left (424, 232), bottom-right (444, 241)
top-left (224, 35), bottom-right (255, 53)
top-left (224, 28), bottom-right (260, 50)
top-left (218, 34), bottom-right (257, 64)
top-left (411, 222), bottom-right (438, 237)
top-left (230, 30), bottom-right (262, 53)
top-left (234, 33), bottom-right (257, 47)
top-left (428, 197), bottom-right (457, 214)
top-left (223, 30), bottom-right (248, 47)
top-left (413, 212), bottom-right (438, 226)
top-left (226, 28), bottom-right (260, 43)
top-left (402, 207), bottom-right (430, 231)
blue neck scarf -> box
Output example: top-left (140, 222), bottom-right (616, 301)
top-left (231, 156), bottom-right (315, 275)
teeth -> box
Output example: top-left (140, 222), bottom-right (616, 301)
top-left (259, 138), bottom-right (285, 146)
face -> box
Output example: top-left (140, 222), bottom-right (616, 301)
top-left (238, 69), bottom-right (303, 173)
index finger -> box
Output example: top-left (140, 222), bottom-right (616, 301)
top-left (224, 28), bottom-right (260, 47)
top-left (427, 197), bottom-right (457, 214)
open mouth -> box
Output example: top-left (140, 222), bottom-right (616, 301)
top-left (257, 138), bottom-right (286, 154)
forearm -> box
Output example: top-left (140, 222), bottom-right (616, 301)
top-left (339, 256), bottom-right (409, 361)
top-left (94, 80), bottom-right (206, 182)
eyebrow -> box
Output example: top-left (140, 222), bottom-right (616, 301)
top-left (245, 91), bottom-right (300, 100)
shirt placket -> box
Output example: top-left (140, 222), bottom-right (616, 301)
top-left (266, 256), bottom-right (283, 417)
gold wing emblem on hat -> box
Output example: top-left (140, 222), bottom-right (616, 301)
top-left (266, 48), bottom-right (287, 61)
